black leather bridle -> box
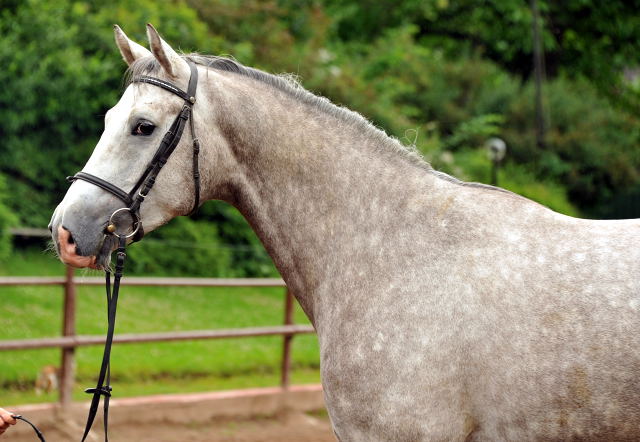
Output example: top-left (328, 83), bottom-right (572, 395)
top-left (67, 60), bottom-right (201, 242)
top-left (13, 61), bottom-right (202, 442)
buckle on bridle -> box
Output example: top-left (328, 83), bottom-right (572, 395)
top-left (106, 207), bottom-right (141, 239)
top-left (84, 385), bottom-right (112, 397)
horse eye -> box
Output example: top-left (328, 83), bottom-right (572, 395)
top-left (132, 121), bottom-right (155, 136)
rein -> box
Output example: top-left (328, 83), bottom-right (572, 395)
top-left (80, 235), bottom-right (126, 442)
top-left (17, 62), bottom-right (201, 442)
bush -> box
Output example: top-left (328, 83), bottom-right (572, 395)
top-left (503, 76), bottom-right (640, 215)
top-left (125, 202), bottom-right (277, 278)
top-left (0, 174), bottom-right (17, 260)
top-left (126, 217), bottom-right (233, 277)
top-left (3, 0), bottom-right (640, 279)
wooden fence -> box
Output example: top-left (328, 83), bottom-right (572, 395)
top-left (0, 268), bottom-right (316, 408)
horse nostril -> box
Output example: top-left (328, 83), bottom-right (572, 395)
top-left (61, 226), bottom-right (75, 245)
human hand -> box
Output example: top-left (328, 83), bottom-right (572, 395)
top-left (0, 408), bottom-right (16, 437)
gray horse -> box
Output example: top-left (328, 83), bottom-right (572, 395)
top-left (49, 25), bottom-right (640, 441)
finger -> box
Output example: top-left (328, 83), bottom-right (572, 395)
top-left (0, 415), bottom-right (15, 428)
top-left (0, 410), bottom-right (15, 425)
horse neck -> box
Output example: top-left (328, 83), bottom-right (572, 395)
top-left (209, 74), bottom-right (441, 322)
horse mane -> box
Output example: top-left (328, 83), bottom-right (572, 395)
top-left (125, 54), bottom-right (509, 195)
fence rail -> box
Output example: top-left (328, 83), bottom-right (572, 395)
top-left (0, 268), bottom-right (316, 408)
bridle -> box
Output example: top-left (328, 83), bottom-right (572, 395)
top-left (15, 61), bottom-right (202, 442)
top-left (67, 60), bottom-right (201, 242)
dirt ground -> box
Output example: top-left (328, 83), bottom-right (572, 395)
top-left (9, 411), bottom-right (336, 442)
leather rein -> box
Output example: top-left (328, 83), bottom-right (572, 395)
top-left (16, 61), bottom-right (201, 442)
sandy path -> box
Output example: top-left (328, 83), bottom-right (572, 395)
top-left (9, 411), bottom-right (336, 442)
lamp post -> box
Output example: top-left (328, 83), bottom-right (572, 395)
top-left (486, 137), bottom-right (507, 186)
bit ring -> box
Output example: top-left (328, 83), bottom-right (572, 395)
top-left (107, 208), bottom-right (140, 239)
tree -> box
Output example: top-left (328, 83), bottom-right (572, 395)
top-left (324, 0), bottom-right (640, 111)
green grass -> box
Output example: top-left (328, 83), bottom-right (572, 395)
top-left (0, 249), bottom-right (321, 406)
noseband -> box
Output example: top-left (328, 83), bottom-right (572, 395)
top-left (67, 60), bottom-right (201, 241)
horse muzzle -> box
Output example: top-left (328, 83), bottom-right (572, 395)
top-left (56, 226), bottom-right (99, 269)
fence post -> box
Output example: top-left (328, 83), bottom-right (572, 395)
top-left (280, 288), bottom-right (294, 390)
top-left (59, 266), bottom-right (76, 408)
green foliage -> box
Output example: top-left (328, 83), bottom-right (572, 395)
top-left (444, 114), bottom-right (505, 150)
top-left (324, 0), bottom-right (640, 112)
top-left (0, 173), bottom-right (17, 259)
top-left (0, 0), bottom-right (213, 228)
top-left (125, 202), bottom-right (278, 277)
top-left (296, 22), bottom-right (637, 217)
top-left (2, 0), bottom-right (640, 278)
top-left (502, 76), bottom-right (640, 214)
top-left (197, 201), bottom-right (278, 277)
top-left (126, 217), bottom-right (233, 276)
top-left (0, 0), bottom-right (113, 227)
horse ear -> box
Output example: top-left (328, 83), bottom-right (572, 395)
top-left (113, 24), bottom-right (151, 66)
top-left (146, 23), bottom-right (189, 78)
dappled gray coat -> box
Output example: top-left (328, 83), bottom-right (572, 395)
top-left (50, 25), bottom-right (640, 441)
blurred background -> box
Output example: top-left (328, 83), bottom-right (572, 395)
top-left (0, 0), bottom-right (639, 409)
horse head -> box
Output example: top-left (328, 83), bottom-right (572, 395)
top-left (49, 25), bottom-right (229, 269)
